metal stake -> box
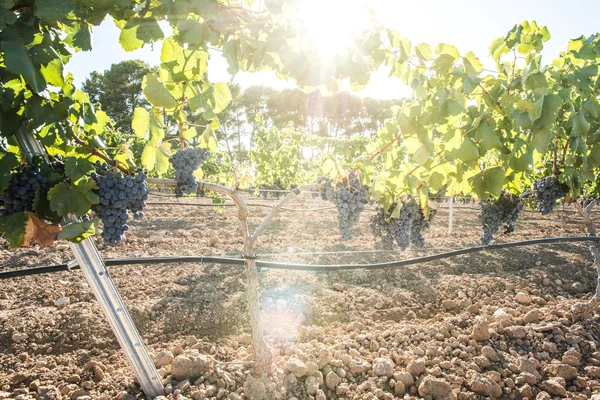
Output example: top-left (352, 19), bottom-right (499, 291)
top-left (14, 126), bottom-right (164, 399)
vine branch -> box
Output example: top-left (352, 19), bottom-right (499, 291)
top-left (70, 131), bottom-right (129, 174)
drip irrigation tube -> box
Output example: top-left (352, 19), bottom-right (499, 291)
top-left (0, 236), bottom-right (598, 279)
top-left (146, 202), bottom-right (338, 212)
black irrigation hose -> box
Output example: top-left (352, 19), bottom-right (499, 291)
top-left (0, 256), bottom-right (244, 279)
top-left (1, 236), bottom-right (598, 279)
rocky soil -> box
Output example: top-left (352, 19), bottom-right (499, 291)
top-left (1, 193), bottom-right (600, 399)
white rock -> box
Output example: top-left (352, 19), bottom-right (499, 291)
top-left (11, 333), bottom-right (28, 342)
top-left (372, 358), bottom-right (394, 377)
top-left (54, 297), bottom-right (70, 307)
top-left (514, 292), bottom-right (531, 305)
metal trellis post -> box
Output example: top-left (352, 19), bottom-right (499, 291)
top-left (14, 127), bottom-right (164, 399)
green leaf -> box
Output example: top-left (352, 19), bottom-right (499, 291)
top-left (509, 140), bottom-right (533, 172)
top-left (48, 181), bottom-right (98, 217)
top-left (0, 212), bottom-right (28, 248)
top-left (132, 107), bottom-right (150, 138)
top-left (136, 19), bottom-right (164, 43)
top-left (469, 167), bottom-right (505, 200)
top-left (515, 99), bottom-right (536, 116)
top-left (415, 43), bottom-right (433, 63)
top-left (58, 218), bottom-right (98, 243)
top-left (413, 144), bottom-right (431, 165)
top-left (524, 73), bottom-right (547, 96)
top-left (456, 138), bottom-right (479, 162)
top-left (160, 36), bottom-right (184, 64)
top-left (142, 74), bottom-right (178, 109)
top-left (40, 58), bottom-right (64, 87)
top-left (182, 127), bottom-right (198, 140)
top-left (118, 22), bottom-right (144, 51)
top-left (2, 40), bottom-right (46, 93)
top-left (474, 121), bottom-right (501, 151)
top-left (72, 21), bottom-right (93, 51)
top-left (141, 143), bottom-right (170, 174)
top-left (322, 158), bottom-right (337, 176)
top-left (572, 111), bottom-right (590, 137)
top-left (428, 172), bottom-right (445, 192)
top-left (65, 157), bottom-right (94, 182)
top-left (435, 43), bottom-right (460, 59)
top-left (0, 152), bottom-right (18, 195)
top-left (371, 171), bottom-right (389, 202)
top-left (463, 51), bottom-right (483, 76)
top-left (533, 94), bottom-right (562, 130)
top-left (212, 82), bottom-right (232, 114)
top-left (489, 37), bottom-right (509, 62)
top-left (34, 0), bottom-right (75, 21)
top-left (0, 6), bottom-right (17, 31)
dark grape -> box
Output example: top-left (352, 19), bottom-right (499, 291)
top-left (410, 207), bottom-right (436, 247)
top-left (322, 175), bottom-right (368, 240)
top-left (0, 165), bottom-right (48, 216)
top-left (477, 191), bottom-right (522, 245)
top-left (91, 163), bottom-right (148, 246)
top-left (533, 176), bottom-right (569, 215)
top-left (169, 148), bottom-right (210, 196)
top-left (316, 176), bottom-right (333, 201)
top-left (369, 198), bottom-right (420, 250)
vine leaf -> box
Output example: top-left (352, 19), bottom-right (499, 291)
top-left (65, 157), bottom-right (94, 182)
top-left (48, 181), bottom-right (99, 217)
top-left (0, 152), bottom-right (19, 195)
top-left (58, 218), bottom-right (98, 243)
top-left (141, 143), bottom-right (170, 174)
top-left (212, 82), bottom-right (232, 113)
top-left (72, 21), bottom-right (93, 51)
top-left (2, 41), bottom-right (46, 93)
top-left (456, 138), bottom-right (480, 162)
top-left (142, 73), bottom-right (178, 109)
top-left (23, 212), bottom-right (61, 247)
top-left (0, 212), bottom-right (60, 248)
top-left (132, 107), bottom-right (150, 138)
top-left (470, 167), bottom-right (505, 200)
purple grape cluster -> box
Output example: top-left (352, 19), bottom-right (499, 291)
top-left (323, 175), bottom-right (369, 240)
top-left (0, 165), bottom-right (48, 216)
top-left (369, 198), bottom-right (422, 250)
top-left (533, 176), bottom-right (569, 215)
top-left (477, 191), bottom-right (522, 245)
top-left (169, 148), bottom-right (210, 196)
top-left (91, 163), bottom-right (148, 246)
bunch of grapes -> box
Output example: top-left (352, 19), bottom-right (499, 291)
top-left (532, 176), bottom-right (569, 214)
top-left (411, 207), bottom-right (436, 247)
top-left (316, 176), bottom-right (333, 200)
top-left (477, 191), bottom-right (522, 245)
top-left (369, 198), bottom-right (420, 250)
top-left (0, 165), bottom-right (48, 216)
top-left (325, 175), bottom-right (369, 240)
top-left (91, 163), bottom-right (148, 245)
top-left (169, 148), bottom-right (210, 196)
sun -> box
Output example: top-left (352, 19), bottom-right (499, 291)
top-left (293, 0), bottom-right (373, 60)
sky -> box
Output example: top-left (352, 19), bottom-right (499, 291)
top-left (65, 0), bottom-right (600, 99)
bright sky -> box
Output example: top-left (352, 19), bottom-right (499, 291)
top-left (66, 0), bottom-right (600, 99)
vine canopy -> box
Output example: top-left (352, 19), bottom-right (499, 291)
top-left (0, 0), bottom-right (600, 240)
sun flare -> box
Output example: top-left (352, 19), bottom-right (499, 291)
top-left (293, 0), bottom-right (373, 60)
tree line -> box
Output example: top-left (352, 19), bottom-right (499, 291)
top-left (82, 60), bottom-right (404, 165)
